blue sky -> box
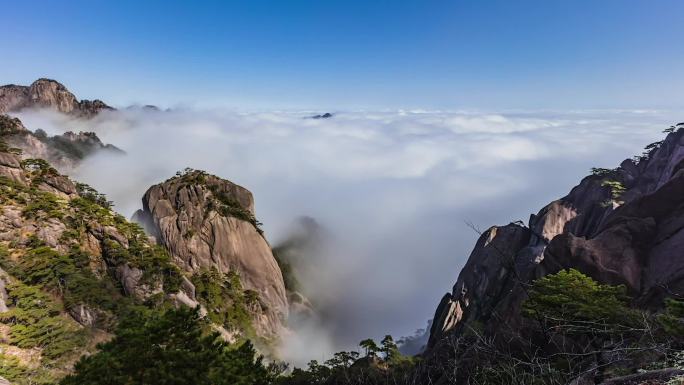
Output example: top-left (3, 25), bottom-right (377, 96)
top-left (4, 0), bottom-right (684, 109)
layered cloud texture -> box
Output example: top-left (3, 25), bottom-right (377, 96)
top-left (15, 108), bottom-right (682, 363)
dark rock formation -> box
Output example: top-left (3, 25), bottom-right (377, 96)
top-left (426, 123), bottom-right (684, 381)
top-left (310, 112), bottom-right (334, 119)
top-left (0, 78), bottom-right (113, 117)
top-left (133, 170), bottom-right (289, 338)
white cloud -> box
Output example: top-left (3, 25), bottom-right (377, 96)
top-left (13, 107), bottom-right (683, 365)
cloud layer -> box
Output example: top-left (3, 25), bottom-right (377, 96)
top-left (14, 107), bottom-right (683, 364)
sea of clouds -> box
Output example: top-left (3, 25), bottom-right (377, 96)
top-left (14, 107), bottom-right (683, 365)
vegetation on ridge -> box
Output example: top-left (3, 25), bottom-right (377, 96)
top-left (171, 168), bottom-right (264, 234)
top-left (191, 268), bottom-right (261, 338)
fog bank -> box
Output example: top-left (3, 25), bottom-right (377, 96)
top-left (14, 107), bottom-right (683, 364)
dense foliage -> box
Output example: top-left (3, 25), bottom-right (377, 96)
top-left (0, 280), bottom-right (86, 361)
top-left (61, 307), bottom-right (273, 385)
top-left (191, 268), bottom-right (261, 337)
top-left (0, 244), bottom-right (123, 328)
top-left (522, 268), bottom-right (640, 334)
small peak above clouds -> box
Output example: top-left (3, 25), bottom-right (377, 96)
top-left (309, 112), bottom-right (334, 119)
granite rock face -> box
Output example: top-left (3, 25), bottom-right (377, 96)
top-left (0, 78), bottom-right (113, 117)
top-left (134, 170), bottom-right (289, 338)
top-left (428, 123), bottom-right (684, 351)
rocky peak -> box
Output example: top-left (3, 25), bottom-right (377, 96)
top-left (133, 169), bottom-right (289, 338)
top-left (27, 78), bottom-right (79, 113)
top-left (0, 78), bottom-right (113, 117)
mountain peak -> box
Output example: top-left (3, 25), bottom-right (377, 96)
top-left (0, 78), bottom-right (113, 117)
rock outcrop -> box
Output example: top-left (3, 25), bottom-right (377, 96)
top-left (0, 78), bottom-right (113, 117)
top-left (426, 123), bottom-right (684, 382)
top-left (133, 170), bottom-right (289, 338)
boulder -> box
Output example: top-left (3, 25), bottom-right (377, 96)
top-left (137, 171), bottom-right (289, 337)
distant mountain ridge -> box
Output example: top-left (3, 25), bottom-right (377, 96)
top-left (0, 114), bottom-right (122, 171)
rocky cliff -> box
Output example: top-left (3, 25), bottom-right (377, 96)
top-left (0, 114), bottom-right (122, 171)
top-left (132, 169), bottom-right (289, 339)
top-left (0, 79), bottom-right (113, 117)
top-left (425, 123), bottom-right (684, 383)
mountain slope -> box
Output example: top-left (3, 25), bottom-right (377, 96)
top-left (0, 141), bottom-right (181, 383)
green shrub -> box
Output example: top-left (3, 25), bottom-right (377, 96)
top-left (20, 159), bottom-right (59, 187)
top-left (60, 307), bottom-right (271, 385)
top-left (600, 179), bottom-right (626, 207)
top-left (191, 268), bottom-right (257, 336)
top-left (75, 183), bottom-right (112, 209)
top-left (21, 190), bottom-right (64, 219)
top-left (590, 167), bottom-right (617, 178)
top-left (207, 185), bottom-right (263, 234)
top-left (660, 298), bottom-right (684, 339)
top-left (0, 353), bottom-right (29, 382)
top-left (0, 246), bottom-right (123, 326)
top-left (523, 269), bottom-right (639, 334)
top-left (0, 281), bottom-right (86, 361)
top-left (102, 239), bottom-right (182, 293)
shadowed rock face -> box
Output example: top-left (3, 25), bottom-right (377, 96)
top-left (428, 123), bottom-right (684, 350)
top-left (133, 170), bottom-right (289, 337)
top-left (0, 78), bottom-right (113, 117)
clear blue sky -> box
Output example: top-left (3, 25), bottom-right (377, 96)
top-left (4, 0), bottom-right (684, 110)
